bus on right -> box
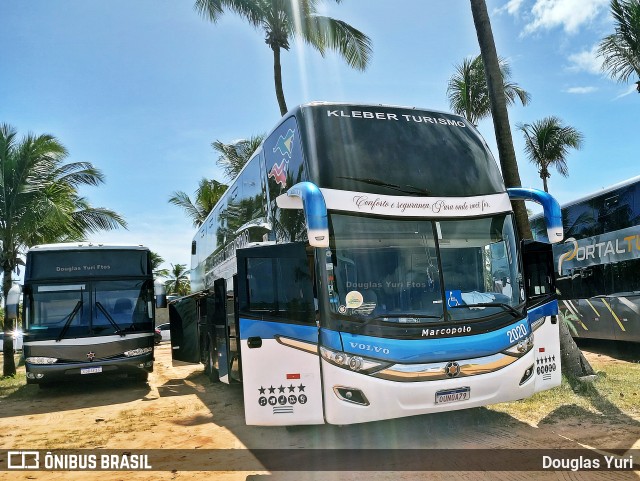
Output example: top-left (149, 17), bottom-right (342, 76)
top-left (531, 175), bottom-right (640, 343)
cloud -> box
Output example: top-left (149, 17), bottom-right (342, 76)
top-left (564, 86), bottom-right (598, 94)
top-left (613, 84), bottom-right (638, 100)
top-left (494, 0), bottom-right (526, 15)
top-left (522, 0), bottom-right (609, 35)
top-left (568, 45), bottom-right (603, 74)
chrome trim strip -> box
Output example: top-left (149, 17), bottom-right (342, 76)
top-left (23, 332), bottom-right (153, 347)
top-left (275, 335), bottom-right (319, 356)
top-left (372, 352), bottom-right (518, 382)
top-left (530, 316), bottom-right (546, 332)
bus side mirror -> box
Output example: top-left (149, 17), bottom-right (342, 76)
top-left (154, 279), bottom-right (167, 309)
top-left (507, 188), bottom-right (563, 244)
top-left (6, 284), bottom-right (21, 321)
top-left (276, 181), bottom-right (329, 248)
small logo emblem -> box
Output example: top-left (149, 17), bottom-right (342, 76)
top-left (444, 361), bottom-right (461, 378)
top-left (87, 352), bottom-right (96, 362)
top-left (268, 160), bottom-right (288, 187)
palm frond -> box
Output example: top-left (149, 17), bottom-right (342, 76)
top-left (168, 190), bottom-right (205, 228)
top-left (302, 15), bottom-right (372, 70)
top-left (597, 0), bottom-right (640, 83)
top-left (213, 134), bottom-right (264, 179)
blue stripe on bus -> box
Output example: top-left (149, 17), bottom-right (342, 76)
top-left (240, 300), bottom-right (557, 363)
top-left (527, 300), bottom-right (558, 321)
top-left (239, 318), bottom-right (319, 343)
top-left (340, 319), bottom-right (530, 363)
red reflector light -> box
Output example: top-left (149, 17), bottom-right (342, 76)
top-left (539, 348), bottom-right (546, 352)
top-left (286, 373), bottom-right (301, 379)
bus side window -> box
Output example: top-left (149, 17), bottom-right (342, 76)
top-left (243, 256), bottom-right (314, 323)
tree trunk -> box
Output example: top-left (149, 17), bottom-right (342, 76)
top-left (469, 0), bottom-right (532, 241)
top-left (470, 0), bottom-right (594, 377)
top-left (559, 317), bottom-right (594, 377)
top-left (272, 46), bottom-right (288, 117)
top-left (2, 264), bottom-right (17, 377)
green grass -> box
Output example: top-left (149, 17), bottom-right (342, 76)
top-left (0, 354), bottom-right (30, 398)
top-left (488, 358), bottom-right (640, 424)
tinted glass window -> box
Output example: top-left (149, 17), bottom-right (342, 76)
top-left (246, 257), bottom-right (314, 322)
top-left (302, 105), bottom-right (504, 196)
top-left (599, 186), bottom-right (635, 233)
top-left (236, 155), bottom-right (266, 234)
top-left (563, 201), bottom-right (596, 240)
top-left (611, 260), bottom-right (640, 295)
top-left (264, 116), bottom-right (307, 242)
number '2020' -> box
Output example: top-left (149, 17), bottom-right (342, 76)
top-left (507, 324), bottom-right (528, 343)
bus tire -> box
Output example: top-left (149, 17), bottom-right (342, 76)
top-left (207, 340), bottom-right (219, 383)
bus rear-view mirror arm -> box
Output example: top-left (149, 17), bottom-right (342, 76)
top-left (507, 188), bottom-right (563, 244)
top-left (155, 278), bottom-right (167, 309)
top-left (276, 181), bottom-right (330, 248)
top-left (6, 284), bottom-right (21, 321)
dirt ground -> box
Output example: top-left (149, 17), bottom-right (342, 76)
top-left (0, 342), bottom-right (638, 481)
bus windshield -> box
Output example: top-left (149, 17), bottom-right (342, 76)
top-left (26, 280), bottom-right (154, 339)
top-left (326, 213), bottom-right (521, 324)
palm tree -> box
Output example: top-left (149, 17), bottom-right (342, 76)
top-left (0, 123), bottom-right (126, 376)
top-left (213, 134), bottom-right (265, 180)
top-left (598, 0), bottom-right (640, 92)
top-left (150, 251), bottom-right (170, 278)
top-left (168, 178), bottom-right (228, 228)
top-left (517, 117), bottom-right (584, 193)
top-left (447, 54), bottom-right (531, 126)
top-left (469, 1), bottom-right (594, 378)
top-left (165, 263), bottom-right (190, 296)
top-left (194, 0), bottom-right (372, 116)
top-left (469, 0), bottom-right (532, 242)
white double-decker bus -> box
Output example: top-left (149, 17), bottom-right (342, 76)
top-left (170, 102), bottom-right (564, 425)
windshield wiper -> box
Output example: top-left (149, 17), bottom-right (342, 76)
top-left (449, 303), bottom-right (525, 319)
top-left (56, 300), bottom-right (83, 342)
top-left (335, 176), bottom-right (430, 195)
top-left (95, 302), bottom-right (124, 336)
top-left (352, 313), bottom-right (441, 333)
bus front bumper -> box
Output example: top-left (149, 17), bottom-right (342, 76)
top-left (25, 352), bottom-right (154, 384)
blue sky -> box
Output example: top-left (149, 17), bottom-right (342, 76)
top-left (1, 0), bottom-right (638, 273)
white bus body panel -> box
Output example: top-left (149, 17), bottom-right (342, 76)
top-left (321, 352), bottom-right (537, 426)
top-left (241, 338), bottom-right (324, 426)
top-left (533, 316), bottom-right (562, 392)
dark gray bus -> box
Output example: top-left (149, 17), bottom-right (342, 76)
top-left (20, 243), bottom-right (157, 385)
top-left (531, 175), bottom-right (640, 342)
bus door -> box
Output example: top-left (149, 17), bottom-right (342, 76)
top-left (212, 278), bottom-right (231, 383)
top-left (169, 296), bottom-right (200, 365)
top-left (236, 243), bottom-right (324, 426)
top-left (521, 240), bottom-right (562, 392)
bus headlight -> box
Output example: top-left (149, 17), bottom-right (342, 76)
top-left (320, 347), bottom-right (390, 374)
top-left (502, 333), bottom-right (534, 357)
top-left (124, 347), bottom-right (153, 357)
top-left (26, 357), bottom-right (58, 365)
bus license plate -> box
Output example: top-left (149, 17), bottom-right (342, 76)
top-left (81, 367), bottom-right (103, 375)
top-left (435, 387), bottom-right (470, 404)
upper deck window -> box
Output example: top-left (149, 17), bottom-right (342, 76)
top-left (302, 106), bottom-right (504, 197)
